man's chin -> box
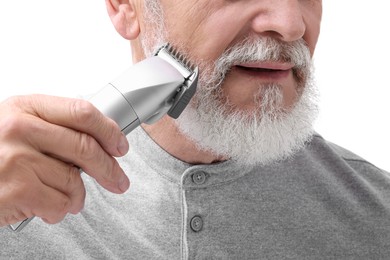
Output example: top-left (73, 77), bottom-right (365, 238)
top-left (175, 79), bottom-right (318, 167)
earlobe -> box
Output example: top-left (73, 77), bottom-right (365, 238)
top-left (105, 0), bottom-right (140, 40)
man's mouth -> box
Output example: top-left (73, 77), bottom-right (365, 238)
top-left (234, 62), bottom-right (293, 80)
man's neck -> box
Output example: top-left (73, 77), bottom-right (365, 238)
top-left (141, 116), bottom-right (226, 165)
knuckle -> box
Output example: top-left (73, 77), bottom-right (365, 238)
top-left (100, 157), bottom-right (117, 184)
top-left (2, 212), bottom-right (27, 227)
top-left (87, 156), bottom-right (119, 191)
top-left (0, 184), bottom-right (36, 226)
top-left (59, 197), bottom-right (72, 215)
top-left (0, 114), bottom-right (25, 140)
top-left (104, 119), bottom-right (121, 142)
top-left (70, 188), bottom-right (86, 215)
top-left (2, 95), bottom-right (24, 109)
top-left (69, 99), bottom-right (97, 126)
top-left (80, 151), bottom-right (122, 193)
top-left (71, 100), bottom-right (120, 142)
top-left (47, 198), bottom-right (71, 224)
top-left (34, 193), bottom-right (71, 224)
top-left (13, 180), bottom-right (40, 206)
top-left (64, 166), bottom-right (82, 190)
top-left (0, 148), bottom-right (32, 175)
top-left (11, 183), bottom-right (30, 202)
top-left (76, 133), bottom-right (101, 162)
top-left (0, 198), bottom-right (29, 227)
top-left (64, 167), bottom-right (86, 213)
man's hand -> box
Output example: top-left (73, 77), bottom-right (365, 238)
top-left (0, 94), bottom-right (130, 227)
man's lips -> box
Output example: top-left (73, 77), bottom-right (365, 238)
top-left (233, 62), bottom-right (294, 80)
top-left (237, 61), bottom-right (294, 70)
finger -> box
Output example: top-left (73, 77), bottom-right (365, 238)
top-left (22, 116), bottom-right (130, 194)
top-left (0, 142), bottom-right (85, 217)
top-left (0, 140), bottom-right (69, 226)
top-left (3, 101), bottom-right (130, 194)
top-left (19, 95), bottom-right (129, 157)
top-left (29, 185), bottom-right (72, 224)
top-left (32, 153), bottom-right (86, 214)
top-left (8, 175), bottom-right (72, 225)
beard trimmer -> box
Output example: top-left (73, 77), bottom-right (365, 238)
top-left (9, 43), bottom-right (199, 232)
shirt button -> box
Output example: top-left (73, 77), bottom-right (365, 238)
top-left (190, 216), bottom-right (203, 232)
top-left (192, 171), bottom-right (206, 185)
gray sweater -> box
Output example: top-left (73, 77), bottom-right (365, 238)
top-left (1, 128), bottom-right (390, 259)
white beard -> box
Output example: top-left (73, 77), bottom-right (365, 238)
top-left (175, 75), bottom-right (319, 167)
top-left (141, 2), bottom-right (319, 167)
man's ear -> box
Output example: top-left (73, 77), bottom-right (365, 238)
top-left (105, 0), bottom-right (140, 40)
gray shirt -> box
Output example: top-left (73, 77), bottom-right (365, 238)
top-left (1, 128), bottom-right (390, 259)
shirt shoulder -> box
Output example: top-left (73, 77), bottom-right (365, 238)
top-left (310, 133), bottom-right (389, 176)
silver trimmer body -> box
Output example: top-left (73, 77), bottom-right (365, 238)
top-left (89, 46), bottom-right (199, 134)
top-left (9, 44), bottom-right (199, 232)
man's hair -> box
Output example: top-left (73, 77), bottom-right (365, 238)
top-left (144, 0), bottom-right (163, 22)
top-left (141, 0), bottom-right (166, 56)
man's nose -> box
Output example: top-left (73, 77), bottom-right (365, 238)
top-left (250, 0), bottom-right (306, 42)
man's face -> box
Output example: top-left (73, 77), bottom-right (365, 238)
top-left (141, 0), bottom-right (322, 111)
top-left (138, 0), bottom-right (322, 166)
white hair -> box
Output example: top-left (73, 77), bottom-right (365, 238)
top-left (141, 2), bottom-right (319, 167)
top-left (175, 37), bottom-right (318, 167)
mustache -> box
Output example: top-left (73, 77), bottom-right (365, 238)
top-left (211, 37), bottom-right (312, 83)
top-left (217, 37), bottom-right (311, 68)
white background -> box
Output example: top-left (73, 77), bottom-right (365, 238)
top-left (0, 1), bottom-right (389, 171)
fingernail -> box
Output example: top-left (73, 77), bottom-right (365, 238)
top-left (117, 134), bottom-right (129, 155)
top-left (118, 175), bottom-right (130, 193)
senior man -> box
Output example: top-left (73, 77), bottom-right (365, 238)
top-left (1, 0), bottom-right (390, 259)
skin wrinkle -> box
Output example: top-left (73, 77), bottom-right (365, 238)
top-left (188, 4), bottom-right (244, 54)
top-left (161, 1), bottom-right (253, 63)
top-left (163, 0), bottom-right (206, 37)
